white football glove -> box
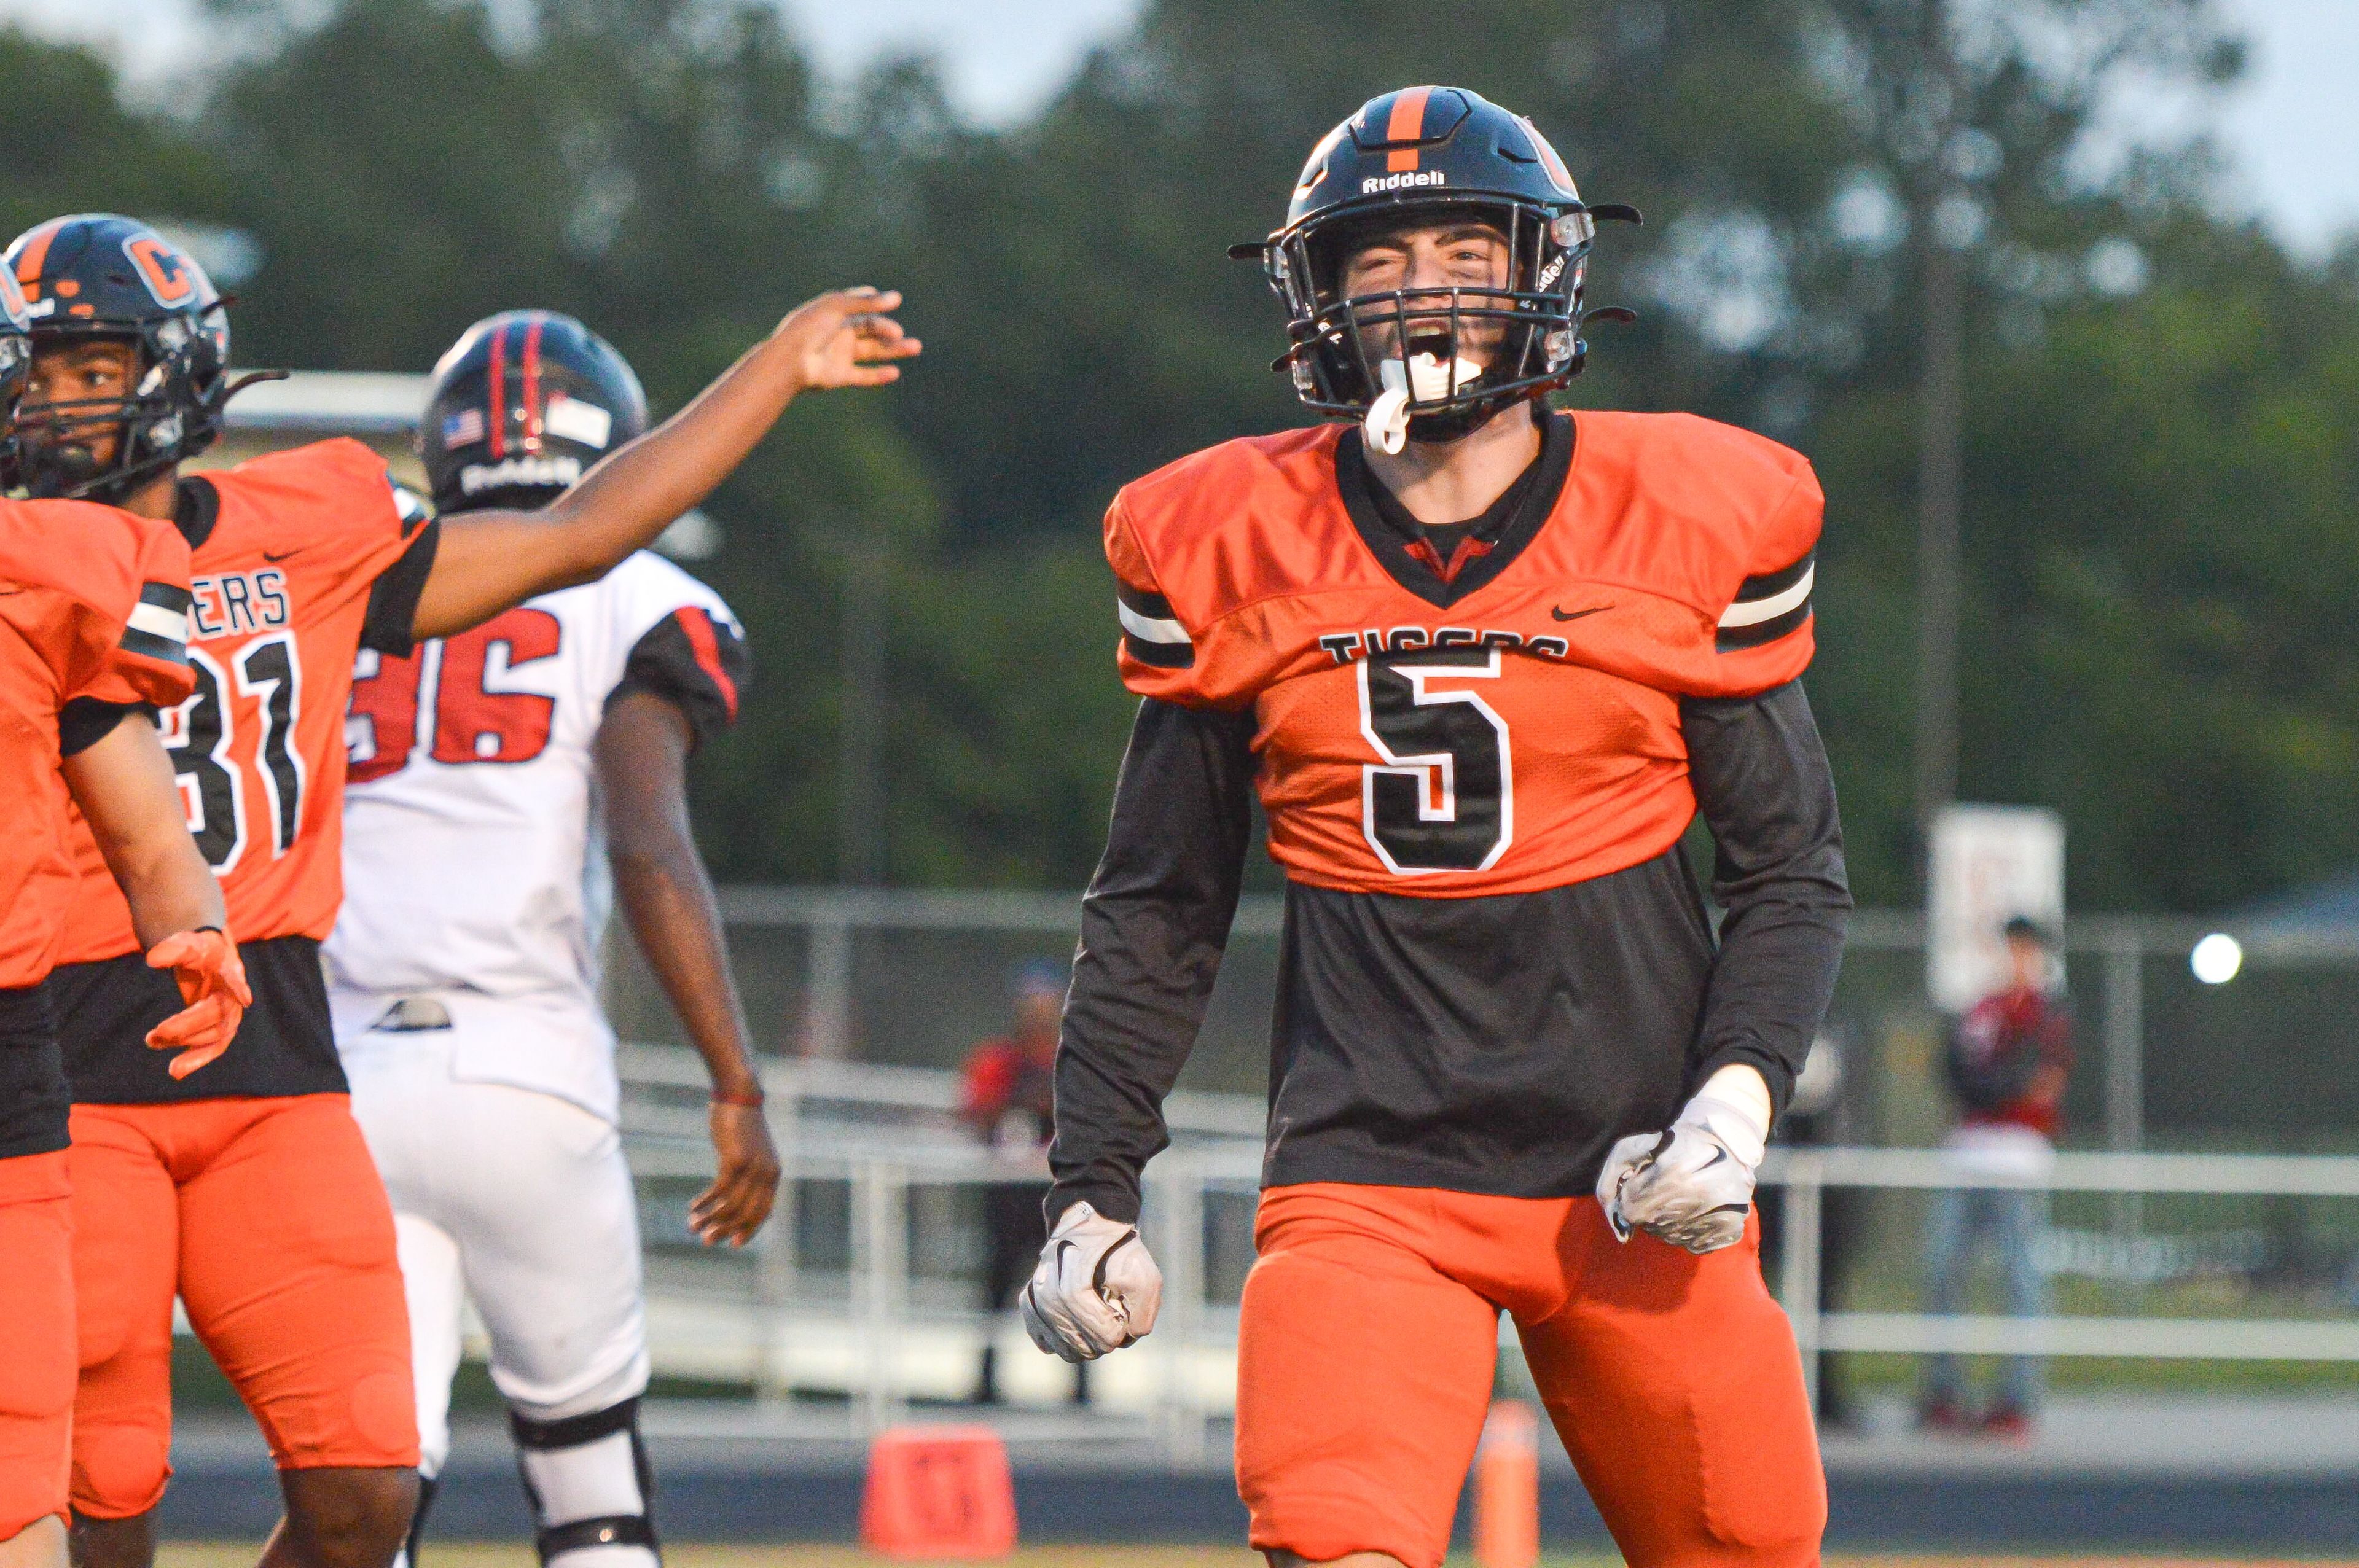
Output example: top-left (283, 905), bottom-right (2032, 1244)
top-left (1597, 1066), bottom-right (1773, 1254)
top-left (1018, 1201), bottom-right (1163, 1363)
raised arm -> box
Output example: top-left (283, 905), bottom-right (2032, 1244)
top-left (410, 287), bottom-right (920, 639)
top-left (1048, 697), bottom-right (1259, 1227)
top-left (593, 690), bottom-right (778, 1247)
top-left (59, 710), bottom-right (249, 1076)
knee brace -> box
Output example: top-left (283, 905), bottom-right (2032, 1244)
top-left (510, 1398), bottom-right (658, 1568)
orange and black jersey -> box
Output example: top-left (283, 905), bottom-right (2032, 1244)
top-left (0, 499), bottom-right (194, 1156)
top-left (50, 439), bottom-right (439, 1105)
top-left (1050, 409), bottom-right (1851, 1220)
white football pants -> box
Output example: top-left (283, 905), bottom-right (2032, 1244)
top-left (342, 1031), bottom-right (652, 1478)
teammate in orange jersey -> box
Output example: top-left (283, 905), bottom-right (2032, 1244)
top-left (7, 213), bottom-right (917, 1568)
top-left (0, 273), bottom-right (248, 1568)
top-left (1020, 89), bottom-right (1848, 1568)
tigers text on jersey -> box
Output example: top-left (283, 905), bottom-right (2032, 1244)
top-left (0, 499), bottom-right (192, 1156)
top-left (327, 550), bottom-right (748, 1121)
top-left (1106, 408), bottom-right (1820, 889)
top-left (50, 439), bottom-right (437, 1104)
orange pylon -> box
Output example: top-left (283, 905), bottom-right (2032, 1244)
top-left (1473, 1400), bottom-right (1541, 1568)
top-left (859, 1424), bottom-right (1018, 1559)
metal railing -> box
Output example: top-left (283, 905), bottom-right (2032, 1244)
top-left (1765, 1146), bottom-right (2359, 1411)
top-left (620, 1043), bottom-right (1262, 1456)
top-left (695, 891), bottom-right (2269, 1153)
top-left (617, 1044), bottom-right (2359, 1457)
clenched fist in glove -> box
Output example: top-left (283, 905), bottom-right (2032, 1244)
top-left (143, 927), bottom-right (251, 1080)
top-left (1019, 1200), bottom-right (1163, 1363)
top-left (1597, 1064), bottom-right (1773, 1254)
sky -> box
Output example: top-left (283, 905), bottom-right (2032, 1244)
top-left (1, 0), bottom-right (2353, 257)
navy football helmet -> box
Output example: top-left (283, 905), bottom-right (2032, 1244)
top-left (4, 214), bottom-right (241, 502)
top-left (419, 311), bottom-right (649, 514)
top-left (1232, 87), bottom-right (1639, 446)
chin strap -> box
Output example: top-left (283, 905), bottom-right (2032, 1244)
top-left (1364, 351), bottom-right (1487, 454)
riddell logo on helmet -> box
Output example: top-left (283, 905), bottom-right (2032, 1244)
top-left (1361, 171), bottom-right (1448, 194)
top-left (460, 455), bottom-right (582, 494)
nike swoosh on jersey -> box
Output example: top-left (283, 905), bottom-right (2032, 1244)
top-left (1551, 603), bottom-right (1612, 622)
top-left (261, 549), bottom-right (299, 563)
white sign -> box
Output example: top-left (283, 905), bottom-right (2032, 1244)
top-left (1927, 804), bottom-right (2065, 1012)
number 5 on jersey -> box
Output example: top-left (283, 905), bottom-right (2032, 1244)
top-left (1357, 647), bottom-right (1514, 875)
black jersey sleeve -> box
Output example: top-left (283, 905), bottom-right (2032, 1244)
top-left (359, 518), bottom-right (441, 657)
top-left (606, 606), bottom-right (750, 751)
top-left (58, 698), bottom-right (149, 757)
top-left (1047, 697), bottom-right (1259, 1227)
top-left (1680, 679), bottom-right (1851, 1121)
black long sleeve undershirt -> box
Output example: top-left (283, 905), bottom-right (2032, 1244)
top-left (1049, 698), bottom-right (1258, 1224)
top-left (1047, 682), bottom-right (1850, 1227)
top-left (1681, 681), bottom-right (1854, 1115)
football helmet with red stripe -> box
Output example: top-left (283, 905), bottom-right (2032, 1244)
top-left (1232, 87), bottom-right (1640, 445)
top-left (420, 310), bottom-right (649, 514)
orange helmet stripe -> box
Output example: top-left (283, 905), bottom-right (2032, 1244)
top-left (1384, 86), bottom-right (1433, 173)
top-left (12, 218), bottom-right (68, 303)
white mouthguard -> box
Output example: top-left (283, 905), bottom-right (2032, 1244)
top-left (1364, 353), bottom-right (1485, 454)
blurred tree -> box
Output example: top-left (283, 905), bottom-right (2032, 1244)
top-left (1958, 227), bottom-right (2359, 910)
top-left (0, 29), bottom-right (229, 240)
top-left (209, 0), bottom-right (573, 369)
top-left (4, 0), bottom-right (2347, 915)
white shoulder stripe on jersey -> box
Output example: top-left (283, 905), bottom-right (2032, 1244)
top-left (1718, 563), bottom-right (1814, 629)
top-left (1117, 598), bottom-right (1192, 646)
top-left (127, 598), bottom-right (189, 647)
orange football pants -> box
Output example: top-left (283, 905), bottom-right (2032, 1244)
top-left (0, 1150), bottom-right (76, 1540)
top-left (1237, 1183), bottom-right (1825, 1568)
top-left (67, 1095), bottom-right (417, 1518)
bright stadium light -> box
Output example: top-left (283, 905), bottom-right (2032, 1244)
top-left (2190, 933), bottom-right (2243, 985)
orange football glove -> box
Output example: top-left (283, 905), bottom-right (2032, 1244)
top-left (143, 927), bottom-right (252, 1079)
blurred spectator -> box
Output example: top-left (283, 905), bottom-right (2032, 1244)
top-left (1756, 1031), bottom-right (1862, 1430)
top-left (1919, 916), bottom-right (2073, 1440)
top-left (957, 959), bottom-right (1084, 1405)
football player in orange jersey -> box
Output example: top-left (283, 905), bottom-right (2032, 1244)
top-left (6, 213), bottom-right (917, 1568)
top-left (1020, 88), bottom-right (1848, 1568)
top-left (0, 270), bottom-right (249, 1568)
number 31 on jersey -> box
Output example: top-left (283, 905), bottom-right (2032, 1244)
top-left (160, 633), bottom-right (305, 872)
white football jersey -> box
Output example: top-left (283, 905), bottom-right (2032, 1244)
top-left (326, 550), bottom-right (748, 1118)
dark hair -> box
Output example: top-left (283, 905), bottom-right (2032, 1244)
top-left (2002, 915), bottom-right (2052, 947)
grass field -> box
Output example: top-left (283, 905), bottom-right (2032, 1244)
top-left (153, 1548), bottom-right (2359, 1568)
